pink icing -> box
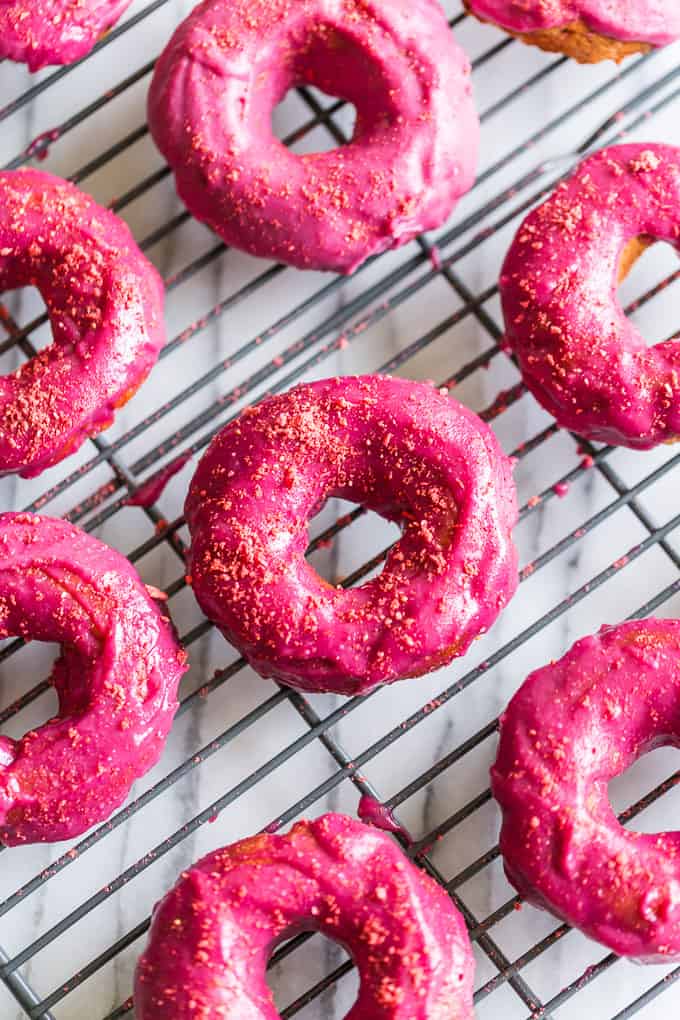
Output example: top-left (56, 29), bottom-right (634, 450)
top-left (466, 0), bottom-right (680, 46)
top-left (185, 376), bottom-right (518, 696)
top-left (0, 0), bottom-right (133, 70)
top-left (0, 169), bottom-right (166, 478)
top-left (126, 452), bottom-right (193, 508)
top-left (134, 812), bottom-right (475, 1018)
top-left (147, 0), bottom-right (478, 275)
top-left (357, 795), bottom-right (411, 843)
top-left (491, 619), bottom-right (680, 962)
top-left (500, 143), bottom-right (680, 450)
top-left (0, 512), bottom-right (187, 845)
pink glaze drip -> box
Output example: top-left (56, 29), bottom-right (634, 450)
top-left (357, 795), bottom-right (411, 844)
top-left (0, 513), bottom-right (187, 845)
top-left (25, 128), bottom-right (61, 162)
top-left (185, 375), bottom-right (518, 696)
top-left (430, 246), bottom-right (443, 271)
top-left (0, 169), bottom-right (166, 478)
top-left (134, 812), bottom-right (475, 1018)
top-left (147, 0), bottom-right (479, 275)
top-left (492, 619), bottom-right (680, 962)
top-left (0, 0), bottom-right (133, 70)
top-left (126, 452), bottom-right (193, 508)
top-left (500, 144), bottom-right (680, 450)
top-left (466, 0), bottom-right (680, 46)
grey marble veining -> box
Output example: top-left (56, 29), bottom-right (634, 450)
top-left (0, 2), bottom-right (679, 1016)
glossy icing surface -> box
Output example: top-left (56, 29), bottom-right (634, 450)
top-left (134, 812), bottom-right (475, 1019)
top-left (492, 619), bottom-right (680, 962)
top-left (0, 169), bottom-right (165, 477)
top-left (186, 375), bottom-right (518, 695)
top-left (466, 0), bottom-right (680, 46)
top-left (0, 0), bottom-right (133, 70)
top-left (147, 0), bottom-right (478, 274)
top-left (0, 513), bottom-right (187, 845)
top-left (500, 143), bottom-right (680, 449)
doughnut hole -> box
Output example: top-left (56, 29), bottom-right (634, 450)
top-left (268, 23), bottom-right (400, 157)
top-left (272, 89), bottom-right (357, 156)
top-left (607, 744), bottom-right (680, 835)
top-left (0, 639), bottom-right (60, 749)
top-left (0, 285), bottom-right (50, 375)
top-left (306, 500), bottom-right (401, 586)
top-left (267, 931), bottom-right (358, 1014)
top-left (297, 467), bottom-right (459, 601)
top-left (617, 236), bottom-right (680, 345)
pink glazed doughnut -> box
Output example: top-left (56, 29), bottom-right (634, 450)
top-left (0, 512), bottom-right (187, 845)
top-left (0, 0), bottom-right (133, 70)
top-left (465, 1), bottom-right (680, 63)
top-left (147, 0), bottom-right (478, 274)
top-left (134, 813), bottom-right (475, 1019)
top-left (500, 144), bottom-right (680, 450)
top-left (491, 619), bottom-right (680, 962)
top-left (185, 375), bottom-right (518, 696)
top-left (0, 169), bottom-right (165, 478)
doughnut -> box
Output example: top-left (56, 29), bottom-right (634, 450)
top-left (185, 375), bottom-right (518, 696)
top-left (147, 0), bottom-right (478, 275)
top-left (134, 812), bottom-right (475, 1018)
top-left (499, 143), bottom-right (680, 450)
top-left (0, 169), bottom-right (165, 478)
top-left (0, 0), bottom-right (133, 70)
top-left (0, 512), bottom-right (187, 845)
top-left (491, 619), bottom-right (680, 962)
top-left (465, 1), bottom-right (680, 63)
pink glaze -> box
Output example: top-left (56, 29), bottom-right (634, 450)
top-left (134, 812), bottom-right (475, 1019)
top-left (0, 169), bottom-right (165, 478)
top-left (0, 0), bottom-right (133, 70)
top-left (357, 795), bottom-right (411, 843)
top-left (186, 375), bottom-right (518, 696)
top-left (500, 144), bottom-right (680, 450)
top-left (491, 619), bottom-right (680, 962)
top-left (0, 513), bottom-right (187, 845)
top-left (147, 0), bottom-right (478, 275)
top-left (466, 0), bottom-right (680, 46)
top-left (126, 452), bottom-right (193, 508)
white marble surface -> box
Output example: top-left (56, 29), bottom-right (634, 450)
top-left (0, 2), bottom-right (679, 1017)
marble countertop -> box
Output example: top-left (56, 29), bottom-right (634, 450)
top-left (0, 2), bottom-right (679, 1017)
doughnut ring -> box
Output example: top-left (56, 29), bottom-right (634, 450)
top-left (185, 375), bottom-right (518, 696)
top-left (0, 512), bottom-right (187, 845)
top-left (134, 812), bottom-right (475, 1018)
top-left (492, 619), bottom-right (680, 962)
top-left (0, 169), bottom-right (165, 478)
top-left (465, 1), bottom-right (680, 64)
top-left (500, 144), bottom-right (680, 449)
top-left (1, 0), bottom-right (134, 70)
top-left (147, 0), bottom-right (478, 274)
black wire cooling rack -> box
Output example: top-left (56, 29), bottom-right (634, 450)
top-left (1, 1), bottom-right (679, 1017)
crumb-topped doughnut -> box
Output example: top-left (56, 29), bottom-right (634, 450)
top-left (0, 0), bottom-right (133, 70)
top-left (134, 812), bottom-right (475, 1018)
top-left (0, 170), bottom-right (165, 478)
top-left (491, 619), bottom-right (680, 962)
top-left (185, 375), bottom-right (518, 696)
top-left (499, 143), bottom-right (680, 449)
top-left (0, 513), bottom-right (187, 845)
top-left (465, 1), bottom-right (680, 64)
top-left (147, 0), bottom-right (478, 274)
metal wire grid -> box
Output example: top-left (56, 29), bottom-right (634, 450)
top-left (0, 2), bottom-right (679, 1017)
